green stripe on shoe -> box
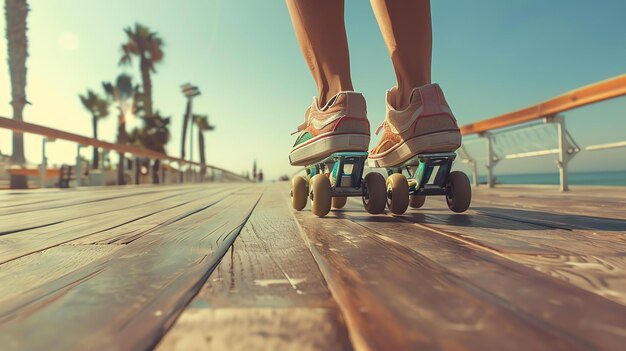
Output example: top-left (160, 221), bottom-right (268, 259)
top-left (295, 132), bottom-right (313, 146)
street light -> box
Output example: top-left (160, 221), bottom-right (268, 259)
top-left (181, 83), bottom-right (201, 98)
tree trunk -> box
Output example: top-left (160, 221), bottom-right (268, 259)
top-left (198, 129), bottom-right (206, 176)
top-left (140, 58), bottom-right (152, 118)
top-left (180, 99), bottom-right (191, 159)
top-left (6, 0), bottom-right (29, 189)
top-left (180, 99), bottom-right (191, 182)
top-left (91, 116), bottom-right (99, 169)
top-left (117, 116), bottom-right (127, 185)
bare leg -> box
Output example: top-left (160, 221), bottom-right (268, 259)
top-left (371, 0), bottom-right (432, 110)
top-left (286, 0), bottom-right (354, 107)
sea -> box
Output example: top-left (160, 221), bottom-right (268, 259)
top-left (476, 170), bottom-right (626, 186)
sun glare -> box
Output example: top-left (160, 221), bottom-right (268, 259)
top-left (57, 31), bottom-right (79, 51)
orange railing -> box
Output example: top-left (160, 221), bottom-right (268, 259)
top-left (457, 74), bottom-right (626, 191)
top-left (460, 74), bottom-right (626, 135)
top-left (0, 116), bottom-right (249, 186)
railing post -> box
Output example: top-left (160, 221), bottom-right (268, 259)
top-left (482, 132), bottom-right (498, 188)
top-left (40, 137), bottom-right (54, 189)
top-left (458, 145), bottom-right (479, 187)
top-left (556, 116), bottom-right (568, 192)
top-left (546, 114), bottom-right (579, 192)
top-left (75, 144), bottom-right (86, 187)
top-left (469, 159), bottom-right (478, 187)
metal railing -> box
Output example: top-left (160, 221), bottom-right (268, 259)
top-left (0, 116), bottom-right (249, 188)
top-left (458, 74), bottom-right (626, 191)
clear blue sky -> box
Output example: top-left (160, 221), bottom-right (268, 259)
top-left (1, 0), bottom-right (625, 179)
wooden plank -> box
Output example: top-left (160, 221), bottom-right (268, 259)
top-left (0, 186), bottom-right (235, 264)
top-left (293, 201), bottom-right (586, 350)
top-left (0, 186), bottom-right (238, 306)
top-left (65, 188), bottom-right (240, 245)
top-left (470, 187), bottom-right (626, 222)
top-left (0, 186), bottom-right (206, 234)
top-left (158, 185), bottom-right (352, 350)
top-left (460, 74), bottom-right (626, 135)
top-left (0, 185), bottom-right (197, 215)
top-left (340, 208), bottom-right (626, 351)
top-left (0, 245), bottom-right (122, 303)
top-left (158, 308), bottom-right (351, 351)
top-left (400, 201), bottom-right (626, 255)
top-left (0, 189), bottom-right (74, 207)
top-left (386, 198), bottom-right (626, 305)
top-left (184, 185), bottom-right (336, 308)
top-left (0, 187), bottom-right (263, 350)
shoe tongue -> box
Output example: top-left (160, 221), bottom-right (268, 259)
top-left (408, 87), bottom-right (422, 105)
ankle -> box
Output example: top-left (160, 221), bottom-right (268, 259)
top-left (390, 82), bottom-right (433, 111)
top-left (318, 80), bottom-right (354, 108)
top-left (389, 86), bottom-right (414, 111)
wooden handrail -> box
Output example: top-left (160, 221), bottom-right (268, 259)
top-left (460, 74), bottom-right (626, 135)
top-left (0, 116), bottom-right (245, 180)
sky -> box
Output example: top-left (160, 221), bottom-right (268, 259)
top-left (1, 0), bottom-right (625, 180)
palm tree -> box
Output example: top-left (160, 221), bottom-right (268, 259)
top-left (129, 111), bottom-right (170, 184)
top-left (192, 114), bottom-right (215, 176)
top-left (119, 23), bottom-right (163, 118)
top-left (103, 74), bottom-right (141, 185)
top-left (139, 111), bottom-right (170, 154)
top-left (79, 90), bottom-right (110, 169)
top-left (5, 0), bottom-right (29, 189)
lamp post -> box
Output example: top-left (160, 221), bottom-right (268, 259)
top-left (180, 83), bottom-right (200, 182)
top-left (190, 114), bottom-right (194, 167)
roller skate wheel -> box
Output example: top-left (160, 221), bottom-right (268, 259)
top-left (362, 172), bottom-right (386, 214)
top-left (409, 195), bottom-right (426, 209)
top-left (332, 196), bottom-right (347, 209)
top-left (291, 176), bottom-right (308, 211)
top-left (446, 171), bottom-right (471, 213)
top-left (310, 174), bottom-right (332, 217)
top-left (386, 173), bottom-right (409, 215)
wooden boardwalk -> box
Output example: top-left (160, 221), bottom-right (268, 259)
top-left (1, 183), bottom-right (626, 350)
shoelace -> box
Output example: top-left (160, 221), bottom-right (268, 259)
top-left (375, 121), bottom-right (385, 136)
top-left (290, 103), bottom-right (315, 136)
top-left (290, 120), bottom-right (307, 136)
